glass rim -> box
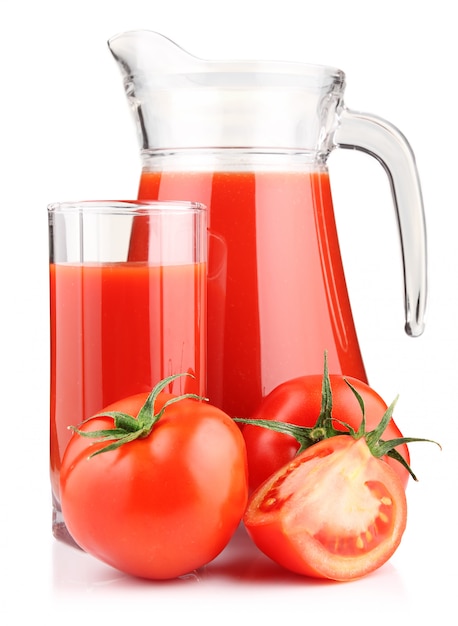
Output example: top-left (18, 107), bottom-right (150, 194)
top-left (47, 200), bottom-right (207, 215)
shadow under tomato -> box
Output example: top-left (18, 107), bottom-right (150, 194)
top-left (201, 524), bottom-right (406, 588)
top-left (200, 524), bottom-right (336, 586)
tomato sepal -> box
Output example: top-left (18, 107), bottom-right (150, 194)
top-left (236, 352), bottom-right (440, 481)
top-left (69, 373), bottom-right (205, 457)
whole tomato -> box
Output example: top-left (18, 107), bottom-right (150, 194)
top-left (60, 379), bottom-right (248, 580)
top-left (241, 374), bottom-right (411, 492)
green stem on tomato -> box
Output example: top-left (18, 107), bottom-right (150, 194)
top-left (69, 373), bottom-right (204, 458)
top-left (235, 351), bottom-right (440, 481)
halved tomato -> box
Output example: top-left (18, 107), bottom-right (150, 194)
top-left (244, 434), bottom-right (407, 581)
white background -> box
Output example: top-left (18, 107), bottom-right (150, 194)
top-left (1, 0), bottom-right (456, 624)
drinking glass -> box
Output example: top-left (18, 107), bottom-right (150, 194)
top-left (48, 200), bottom-right (207, 544)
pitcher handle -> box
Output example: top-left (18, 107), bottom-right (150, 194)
top-left (334, 108), bottom-right (427, 337)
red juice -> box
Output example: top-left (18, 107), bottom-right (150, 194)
top-left (50, 261), bottom-right (206, 501)
top-left (138, 169), bottom-right (366, 418)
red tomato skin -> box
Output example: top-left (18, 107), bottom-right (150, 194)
top-left (60, 393), bottom-right (248, 580)
top-left (242, 375), bottom-right (410, 491)
top-left (244, 436), bottom-right (407, 581)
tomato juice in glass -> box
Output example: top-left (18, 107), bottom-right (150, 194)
top-left (49, 201), bottom-right (207, 542)
top-left (137, 165), bottom-right (366, 419)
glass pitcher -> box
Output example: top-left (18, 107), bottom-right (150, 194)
top-left (108, 30), bottom-right (427, 419)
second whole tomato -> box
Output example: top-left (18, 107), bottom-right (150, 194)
top-left (241, 373), bottom-right (411, 492)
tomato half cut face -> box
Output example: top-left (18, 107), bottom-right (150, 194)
top-left (244, 435), bottom-right (407, 581)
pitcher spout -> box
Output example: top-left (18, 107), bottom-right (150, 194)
top-left (108, 30), bottom-right (198, 78)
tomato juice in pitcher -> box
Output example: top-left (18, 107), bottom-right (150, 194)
top-left (109, 30), bottom-right (427, 419)
top-left (137, 164), bottom-right (365, 417)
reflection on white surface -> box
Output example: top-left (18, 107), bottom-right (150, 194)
top-left (51, 523), bottom-right (303, 590)
top-left (44, 447), bottom-right (455, 626)
top-left (46, 522), bottom-right (421, 626)
top-left (51, 519), bottom-right (406, 590)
